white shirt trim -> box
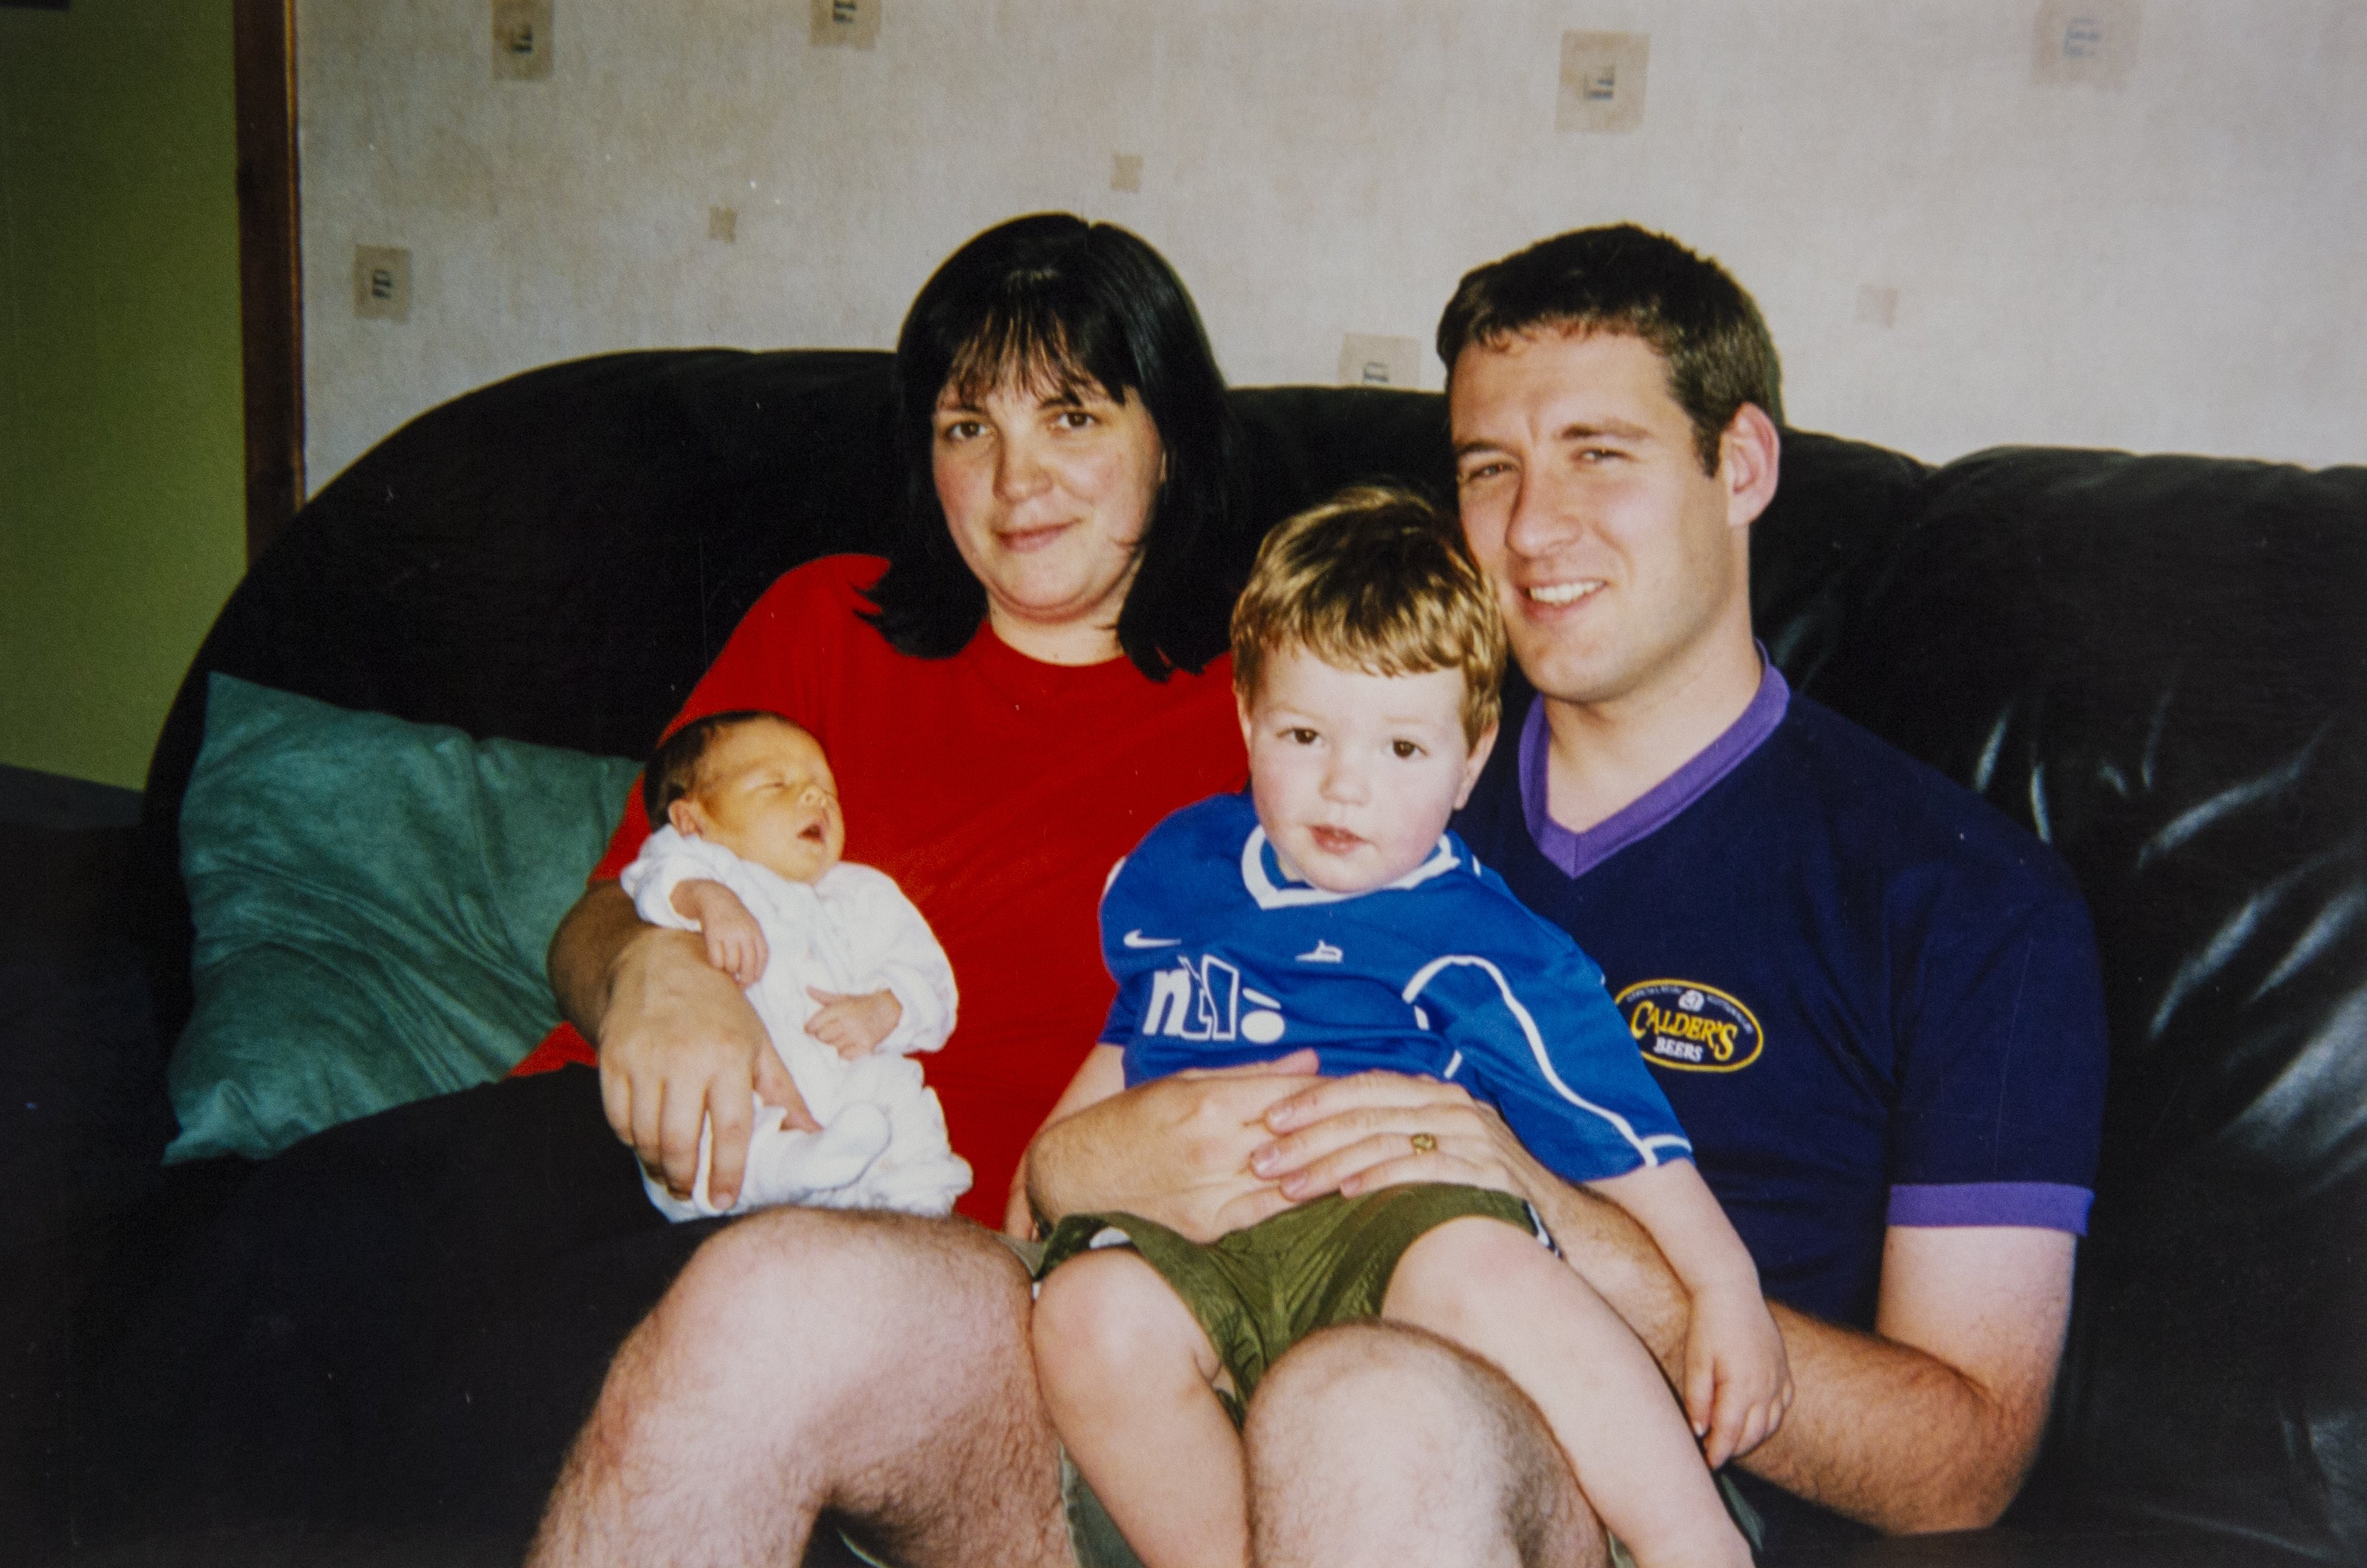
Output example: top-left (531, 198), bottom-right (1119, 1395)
top-left (1239, 826), bottom-right (1462, 911)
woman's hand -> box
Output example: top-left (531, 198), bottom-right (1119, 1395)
top-left (1026, 1050), bottom-right (1323, 1243)
top-left (1251, 1070), bottom-right (1554, 1209)
top-left (549, 881), bottom-right (815, 1208)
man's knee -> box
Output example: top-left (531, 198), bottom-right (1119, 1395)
top-left (670, 1207), bottom-right (1030, 1349)
top-left (656, 1212), bottom-right (1062, 1564)
top-left (547, 1209), bottom-right (1062, 1567)
top-left (1245, 1320), bottom-right (1491, 1460)
top-left (1244, 1321), bottom-right (1598, 1568)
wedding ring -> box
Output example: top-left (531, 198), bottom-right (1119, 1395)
top-left (1410, 1132), bottom-right (1438, 1153)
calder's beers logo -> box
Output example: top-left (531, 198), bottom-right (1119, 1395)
top-left (1616, 980), bottom-right (1762, 1073)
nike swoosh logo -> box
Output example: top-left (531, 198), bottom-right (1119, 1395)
top-left (1123, 931), bottom-right (1182, 948)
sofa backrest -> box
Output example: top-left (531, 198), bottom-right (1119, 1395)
top-left (1801, 443), bottom-right (2366, 1557)
top-left (138, 348), bottom-right (2366, 1557)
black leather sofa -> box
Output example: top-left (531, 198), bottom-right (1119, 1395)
top-left (18, 348), bottom-right (2363, 1564)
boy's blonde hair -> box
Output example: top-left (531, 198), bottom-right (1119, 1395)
top-left (1231, 485), bottom-right (1507, 747)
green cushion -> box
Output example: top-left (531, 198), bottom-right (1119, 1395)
top-left (166, 675), bottom-right (640, 1162)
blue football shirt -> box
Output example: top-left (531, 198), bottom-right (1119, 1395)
top-left (1100, 793), bottom-right (1692, 1186)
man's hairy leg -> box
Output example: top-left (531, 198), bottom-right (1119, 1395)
top-left (529, 1207), bottom-right (1070, 1568)
top-left (1242, 1321), bottom-right (1604, 1568)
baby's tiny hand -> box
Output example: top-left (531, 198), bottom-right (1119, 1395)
top-left (806, 987), bottom-right (901, 1058)
top-left (1686, 1283), bottom-right (1794, 1469)
top-left (671, 879), bottom-right (768, 986)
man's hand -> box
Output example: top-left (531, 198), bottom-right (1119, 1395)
top-left (1686, 1282), bottom-right (1793, 1468)
top-left (806, 987), bottom-right (901, 1058)
top-left (1025, 1049), bottom-right (1323, 1243)
top-left (549, 881), bottom-right (815, 1210)
top-left (670, 879), bottom-right (768, 985)
top-left (1250, 1070), bottom-right (1552, 1207)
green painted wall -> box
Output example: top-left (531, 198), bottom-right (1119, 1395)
top-left (0, 0), bottom-right (246, 791)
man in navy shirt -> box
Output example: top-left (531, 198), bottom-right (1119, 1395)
top-left (1031, 225), bottom-right (2107, 1562)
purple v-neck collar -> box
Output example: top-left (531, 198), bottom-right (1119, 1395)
top-left (1519, 654), bottom-right (1790, 879)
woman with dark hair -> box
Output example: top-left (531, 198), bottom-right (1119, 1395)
top-left (93, 214), bottom-right (1259, 1568)
top-left (524, 212), bottom-right (1263, 1564)
top-left (557, 212), bottom-right (1254, 1233)
top-left (868, 212), bottom-right (1242, 677)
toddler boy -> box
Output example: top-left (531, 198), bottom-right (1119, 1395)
top-left (1030, 488), bottom-right (1785, 1568)
top-left (624, 710), bottom-right (970, 1219)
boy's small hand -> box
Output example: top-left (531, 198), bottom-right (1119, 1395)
top-left (806, 987), bottom-right (901, 1058)
top-left (671, 879), bottom-right (768, 985)
top-left (1686, 1283), bottom-right (1794, 1469)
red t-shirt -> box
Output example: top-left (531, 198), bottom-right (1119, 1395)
top-left (520, 555), bottom-right (1246, 1225)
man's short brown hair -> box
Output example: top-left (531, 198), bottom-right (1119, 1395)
top-left (1231, 486), bottom-right (1507, 749)
top-left (1436, 223), bottom-right (1783, 474)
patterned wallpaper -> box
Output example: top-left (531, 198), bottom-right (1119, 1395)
top-left (297, 0), bottom-right (2366, 488)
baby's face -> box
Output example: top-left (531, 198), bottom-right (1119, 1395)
top-left (1239, 646), bottom-right (1496, 895)
top-left (671, 719), bottom-right (845, 885)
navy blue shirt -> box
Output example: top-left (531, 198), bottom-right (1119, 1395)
top-left (1454, 668), bottom-right (2108, 1331)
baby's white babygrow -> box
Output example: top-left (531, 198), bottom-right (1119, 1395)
top-left (621, 827), bottom-right (971, 1219)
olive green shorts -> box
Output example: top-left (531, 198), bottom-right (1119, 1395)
top-left (1037, 1184), bottom-right (1547, 1423)
top-left (1028, 1188), bottom-right (1760, 1568)
top-left (836, 1204), bottom-right (1757, 1568)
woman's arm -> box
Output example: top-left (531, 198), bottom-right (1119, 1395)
top-left (547, 881), bottom-right (813, 1207)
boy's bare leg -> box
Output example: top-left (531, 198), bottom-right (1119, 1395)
top-left (1242, 1318), bottom-right (1604, 1568)
top-left (1033, 1248), bottom-right (1249, 1568)
top-left (528, 1207), bottom-right (1070, 1568)
top-left (1382, 1218), bottom-right (1749, 1568)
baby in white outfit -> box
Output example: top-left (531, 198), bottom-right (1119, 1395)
top-left (621, 709), bottom-right (970, 1219)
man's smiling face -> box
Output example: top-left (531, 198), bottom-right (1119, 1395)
top-left (1449, 328), bottom-right (1756, 717)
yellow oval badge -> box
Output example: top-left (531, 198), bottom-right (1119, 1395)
top-left (1615, 980), bottom-right (1764, 1073)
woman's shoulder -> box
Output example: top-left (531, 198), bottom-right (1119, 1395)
top-left (722, 555), bottom-right (891, 656)
top-left (747, 554), bottom-right (889, 616)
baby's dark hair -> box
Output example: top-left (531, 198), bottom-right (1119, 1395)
top-left (642, 711), bottom-right (799, 829)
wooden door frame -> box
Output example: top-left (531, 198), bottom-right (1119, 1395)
top-left (233, 0), bottom-right (302, 562)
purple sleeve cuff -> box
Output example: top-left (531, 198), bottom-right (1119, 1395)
top-left (1887, 1181), bottom-right (2092, 1235)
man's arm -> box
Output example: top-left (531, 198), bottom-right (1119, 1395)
top-left (1748, 1226), bottom-right (2072, 1530)
top-left (547, 881), bottom-right (813, 1209)
top-left (1539, 1175), bottom-right (2072, 1529)
top-left (1005, 1044), bottom-right (1127, 1236)
top-left (1249, 1071), bottom-right (2074, 1532)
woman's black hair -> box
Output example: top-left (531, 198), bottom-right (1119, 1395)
top-left (861, 213), bottom-right (1246, 680)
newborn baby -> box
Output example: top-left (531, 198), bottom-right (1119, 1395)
top-left (621, 709), bottom-right (970, 1219)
